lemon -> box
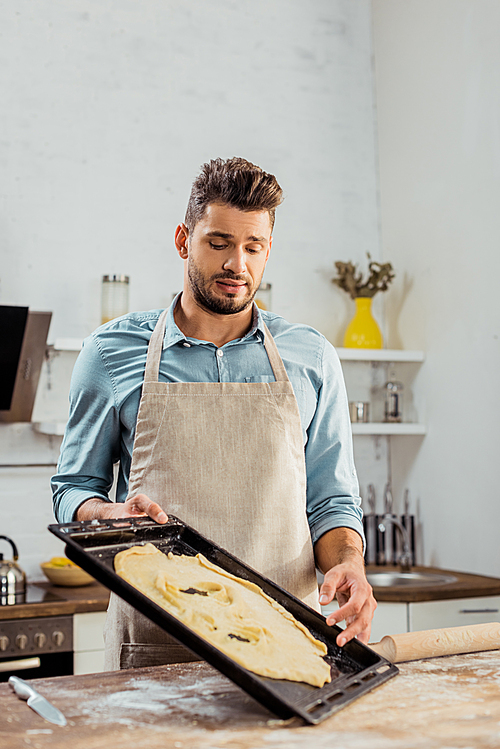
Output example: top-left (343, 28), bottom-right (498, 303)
top-left (48, 557), bottom-right (78, 568)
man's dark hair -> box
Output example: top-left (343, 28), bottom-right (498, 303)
top-left (184, 157), bottom-right (284, 233)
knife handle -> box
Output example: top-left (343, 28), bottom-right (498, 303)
top-left (8, 675), bottom-right (36, 701)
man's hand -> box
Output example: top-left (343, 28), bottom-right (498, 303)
top-left (75, 494), bottom-right (168, 524)
top-left (315, 527), bottom-right (376, 647)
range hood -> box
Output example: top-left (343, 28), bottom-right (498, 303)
top-left (0, 305), bottom-right (52, 423)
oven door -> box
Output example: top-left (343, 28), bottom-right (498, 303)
top-left (0, 615), bottom-right (74, 681)
top-left (0, 651), bottom-right (74, 681)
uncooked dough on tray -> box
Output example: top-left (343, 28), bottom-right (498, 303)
top-left (114, 543), bottom-right (331, 687)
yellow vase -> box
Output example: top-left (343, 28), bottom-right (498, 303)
top-left (343, 297), bottom-right (383, 349)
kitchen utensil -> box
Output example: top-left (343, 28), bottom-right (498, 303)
top-left (8, 675), bottom-right (67, 726)
top-left (363, 484), bottom-right (377, 565)
top-left (369, 622), bottom-right (500, 663)
top-left (383, 482), bottom-right (393, 515)
top-left (0, 536), bottom-right (27, 604)
top-left (367, 483), bottom-right (376, 514)
top-left (48, 516), bottom-right (398, 724)
top-left (401, 488), bottom-right (415, 566)
top-left (380, 483), bottom-right (398, 565)
top-left (403, 488), bottom-right (410, 516)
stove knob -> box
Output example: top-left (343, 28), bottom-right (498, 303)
top-left (34, 632), bottom-right (47, 648)
top-left (0, 635), bottom-right (10, 651)
top-left (52, 631), bottom-right (65, 647)
top-left (16, 634), bottom-right (28, 651)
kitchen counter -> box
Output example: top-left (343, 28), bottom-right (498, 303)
top-left (0, 582), bottom-right (109, 621)
top-left (1, 652), bottom-right (500, 748)
top-left (3, 566), bottom-right (499, 619)
top-left (365, 565), bottom-right (500, 603)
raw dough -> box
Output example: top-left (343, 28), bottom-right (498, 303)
top-left (114, 543), bottom-right (331, 687)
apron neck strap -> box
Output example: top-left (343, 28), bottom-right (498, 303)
top-left (261, 321), bottom-right (290, 382)
top-left (144, 309), bottom-right (169, 383)
top-left (144, 311), bottom-right (290, 384)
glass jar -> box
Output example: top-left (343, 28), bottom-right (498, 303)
top-left (101, 275), bottom-right (129, 324)
top-left (255, 282), bottom-right (272, 311)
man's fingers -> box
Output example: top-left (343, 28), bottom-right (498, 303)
top-left (326, 593), bottom-right (376, 646)
top-left (318, 568), bottom-right (343, 605)
top-left (125, 494), bottom-right (168, 524)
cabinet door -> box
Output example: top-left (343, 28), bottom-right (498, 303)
top-left (409, 597), bottom-right (500, 631)
top-left (369, 602), bottom-right (408, 642)
top-left (73, 611), bottom-right (107, 675)
top-left (74, 649), bottom-right (105, 675)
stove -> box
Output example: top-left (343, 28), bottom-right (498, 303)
top-left (0, 583), bottom-right (66, 607)
top-left (0, 585), bottom-right (73, 681)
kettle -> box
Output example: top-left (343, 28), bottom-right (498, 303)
top-left (0, 536), bottom-right (27, 604)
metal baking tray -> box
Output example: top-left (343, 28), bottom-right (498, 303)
top-left (49, 516), bottom-right (398, 724)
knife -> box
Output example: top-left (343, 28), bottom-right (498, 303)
top-left (8, 676), bottom-right (67, 726)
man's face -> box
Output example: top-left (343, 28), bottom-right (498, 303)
top-left (179, 203), bottom-right (272, 315)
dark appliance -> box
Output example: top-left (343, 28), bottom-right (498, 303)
top-left (0, 305), bottom-right (52, 422)
top-left (0, 585), bottom-right (72, 682)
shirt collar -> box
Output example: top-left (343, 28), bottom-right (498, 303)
top-left (163, 293), bottom-right (265, 349)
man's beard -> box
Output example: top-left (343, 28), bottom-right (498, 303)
top-left (188, 258), bottom-right (258, 315)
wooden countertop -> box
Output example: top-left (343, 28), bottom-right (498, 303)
top-left (365, 565), bottom-right (500, 603)
top-left (0, 582), bottom-right (109, 621)
top-left (1, 652), bottom-right (500, 748)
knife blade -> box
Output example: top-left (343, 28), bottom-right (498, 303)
top-left (8, 676), bottom-right (67, 726)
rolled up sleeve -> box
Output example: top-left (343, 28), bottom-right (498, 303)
top-left (305, 339), bottom-right (364, 549)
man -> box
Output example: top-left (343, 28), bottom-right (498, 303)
top-left (52, 157), bottom-right (375, 670)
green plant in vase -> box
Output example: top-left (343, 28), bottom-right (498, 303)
top-left (332, 254), bottom-right (395, 348)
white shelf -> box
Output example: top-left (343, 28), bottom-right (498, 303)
top-left (351, 422), bottom-right (426, 436)
top-left (51, 338), bottom-right (83, 351)
top-left (337, 348), bottom-right (424, 362)
top-left (32, 422), bottom-right (67, 436)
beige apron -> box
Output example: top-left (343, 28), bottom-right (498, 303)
top-left (104, 308), bottom-right (319, 670)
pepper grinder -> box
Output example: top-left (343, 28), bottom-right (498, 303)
top-left (384, 367), bottom-right (404, 423)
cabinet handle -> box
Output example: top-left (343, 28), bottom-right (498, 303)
top-left (459, 609), bottom-right (499, 614)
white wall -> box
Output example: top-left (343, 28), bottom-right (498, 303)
top-left (0, 0), bottom-right (379, 343)
top-left (373, 0), bottom-right (500, 575)
top-left (0, 1), bottom-right (381, 580)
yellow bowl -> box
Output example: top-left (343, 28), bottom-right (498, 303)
top-left (40, 562), bottom-right (94, 587)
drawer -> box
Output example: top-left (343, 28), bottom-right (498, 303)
top-left (73, 611), bottom-right (107, 652)
top-left (409, 596), bottom-right (500, 631)
top-left (74, 649), bottom-right (105, 676)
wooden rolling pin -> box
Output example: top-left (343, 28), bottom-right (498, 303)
top-left (369, 622), bottom-right (500, 662)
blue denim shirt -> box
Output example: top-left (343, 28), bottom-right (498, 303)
top-left (51, 300), bottom-right (363, 547)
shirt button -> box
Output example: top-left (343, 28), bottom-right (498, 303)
top-left (183, 342), bottom-right (191, 348)
top-left (216, 349), bottom-right (224, 358)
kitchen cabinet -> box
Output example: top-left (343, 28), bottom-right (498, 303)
top-left (409, 596), bottom-right (500, 631)
top-left (322, 597), bottom-right (500, 643)
top-left (73, 611), bottom-right (107, 675)
top-left (321, 564), bottom-right (500, 643)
